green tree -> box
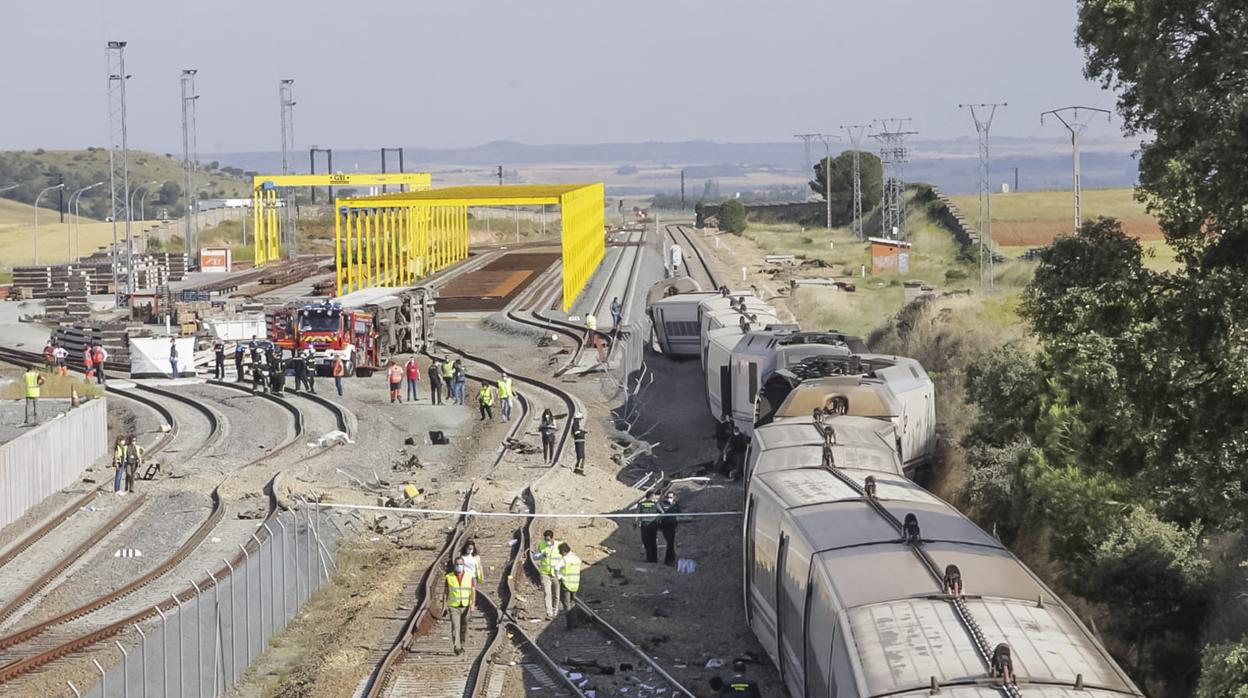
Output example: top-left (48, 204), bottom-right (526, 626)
top-left (718, 199), bottom-right (747, 234)
top-left (809, 150), bottom-right (882, 224)
top-left (158, 181), bottom-right (181, 206)
top-left (1078, 0), bottom-right (1248, 267)
top-left (1075, 509), bottom-right (1210, 682)
top-left (1197, 639), bottom-right (1248, 698)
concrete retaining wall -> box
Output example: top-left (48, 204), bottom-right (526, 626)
top-left (0, 397), bottom-right (108, 529)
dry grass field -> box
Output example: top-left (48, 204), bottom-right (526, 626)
top-left (0, 198), bottom-right (160, 267)
top-left (949, 187), bottom-right (1162, 246)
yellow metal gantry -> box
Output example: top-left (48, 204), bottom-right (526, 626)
top-left (335, 183), bottom-right (605, 311)
top-left (251, 172), bottom-right (432, 267)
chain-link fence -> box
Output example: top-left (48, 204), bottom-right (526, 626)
top-left (77, 505), bottom-right (340, 698)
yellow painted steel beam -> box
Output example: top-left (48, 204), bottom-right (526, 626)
top-left (252, 172), bottom-right (432, 189)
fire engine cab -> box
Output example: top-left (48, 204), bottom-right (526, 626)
top-left (269, 287), bottom-right (435, 377)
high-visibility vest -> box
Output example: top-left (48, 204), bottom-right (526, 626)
top-left (114, 443), bottom-right (128, 463)
top-left (441, 362), bottom-right (455, 379)
top-left (477, 387), bottom-right (494, 406)
top-left (560, 553), bottom-right (581, 592)
top-left (536, 540), bottom-right (561, 576)
top-left (446, 573), bottom-right (473, 608)
top-left (728, 678), bottom-right (760, 695)
top-left (23, 372), bottom-right (40, 398)
top-left (497, 377), bottom-right (513, 399)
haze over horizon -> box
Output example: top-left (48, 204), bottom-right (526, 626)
top-left (2, 1), bottom-right (1126, 154)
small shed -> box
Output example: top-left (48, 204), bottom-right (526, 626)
top-left (869, 238), bottom-right (912, 274)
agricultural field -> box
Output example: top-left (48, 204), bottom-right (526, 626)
top-left (0, 197), bottom-right (154, 267)
top-left (950, 186), bottom-right (1161, 246)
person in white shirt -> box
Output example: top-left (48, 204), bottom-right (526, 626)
top-left (461, 539), bottom-right (484, 588)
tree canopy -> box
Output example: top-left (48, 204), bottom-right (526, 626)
top-left (809, 150), bottom-right (882, 226)
top-left (717, 199), bottom-right (747, 234)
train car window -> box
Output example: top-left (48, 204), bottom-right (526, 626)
top-left (720, 366), bottom-right (732, 419)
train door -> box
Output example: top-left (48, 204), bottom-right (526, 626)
top-left (719, 365), bottom-right (733, 420)
top-left (743, 495), bottom-right (756, 624)
top-left (652, 307), bottom-right (668, 353)
top-left (804, 561), bottom-right (837, 698)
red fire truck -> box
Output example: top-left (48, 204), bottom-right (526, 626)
top-left (269, 287), bottom-right (435, 376)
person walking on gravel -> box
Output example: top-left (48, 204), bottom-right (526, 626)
top-left (530, 530), bottom-right (563, 619)
top-left (476, 382), bottom-right (495, 420)
top-left (496, 371), bottom-right (514, 422)
top-left (302, 349), bottom-right (317, 393)
top-left (124, 435), bottom-right (142, 492)
top-left (452, 360), bottom-right (467, 405)
top-left (332, 355), bottom-right (346, 397)
top-left (461, 540), bottom-right (484, 588)
top-left (439, 358), bottom-right (455, 404)
top-left (112, 437), bottom-right (129, 492)
top-left (387, 360), bottom-right (404, 403)
top-left (571, 414), bottom-right (588, 475)
top-left (636, 490), bottom-right (664, 563)
top-left (445, 556), bottom-right (475, 655)
top-left (404, 356), bottom-right (422, 402)
top-left (92, 344), bottom-right (108, 384)
top-left (233, 343), bottom-right (245, 382)
top-left (610, 297), bottom-right (622, 330)
top-left (556, 542), bottom-right (582, 630)
top-left (539, 409), bottom-right (557, 464)
top-left (429, 358), bottom-right (444, 405)
top-left (22, 367), bottom-right (45, 425)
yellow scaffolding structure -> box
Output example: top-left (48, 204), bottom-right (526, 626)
top-left (251, 172), bottom-right (432, 267)
top-left (335, 183), bottom-right (605, 311)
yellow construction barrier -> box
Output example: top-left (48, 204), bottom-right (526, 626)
top-left (335, 183), bottom-right (605, 311)
top-left (251, 172), bottom-right (432, 267)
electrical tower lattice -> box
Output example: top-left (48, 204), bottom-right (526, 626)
top-left (960, 103), bottom-right (1006, 289)
top-left (872, 118), bottom-right (916, 241)
top-left (841, 124), bottom-right (871, 240)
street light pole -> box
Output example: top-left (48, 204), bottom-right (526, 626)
top-left (67, 182), bottom-right (104, 262)
top-left (33, 183), bottom-right (65, 264)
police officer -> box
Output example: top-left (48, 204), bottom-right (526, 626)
top-left (445, 555), bottom-right (474, 655)
top-left (725, 658), bottom-right (761, 696)
top-left (233, 343), bottom-right (246, 382)
top-left (556, 542), bottom-right (582, 629)
top-left (571, 414), bottom-right (587, 475)
top-left (213, 341), bottom-right (226, 380)
top-left (496, 371), bottom-right (514, 422)
top-left (659, 491), bottom-right (680, 565)
top-left (635, 490), bottom-right (663, 563)
top-left (429, 358), bottom-right (444, 405)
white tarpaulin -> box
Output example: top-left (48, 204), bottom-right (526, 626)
top-left (130, 336), bottom-right (198, 378)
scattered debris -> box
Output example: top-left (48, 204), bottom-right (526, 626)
top-left (308, 430), bottom-right (353, 448)
top-left (503, 438), bottom-right (539, 455)
top-left (392, 451), bottom-right (423, 472)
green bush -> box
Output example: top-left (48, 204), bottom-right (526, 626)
top-left (944, 268), bottom-right (968, 281)
top-left (718, 199), bottom-right (747, 234)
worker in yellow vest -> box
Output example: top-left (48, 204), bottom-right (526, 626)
top-left (530, 529), bottom-right (562, 619)
top-left (22, 367), bottom-right (45, 425)
top-left (445, 555), bottom-right (475, 655)
top-left (476, 382), bottom-right (495, 421)
top-left (496, 372), bottom-right (514, 422)
top-left (556, 542), bottom-right (582, 629)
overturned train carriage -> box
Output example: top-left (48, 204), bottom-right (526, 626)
top-left (743, 413), bottom-right (1143, 698)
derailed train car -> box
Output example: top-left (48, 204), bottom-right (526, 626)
top-left (646, 276), bottom-right (1142, 698)
top-left (742, 411), bottom-right (1143, 698)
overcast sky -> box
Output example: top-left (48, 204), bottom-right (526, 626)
top-left (0, 1), bottom-right (1122, 153)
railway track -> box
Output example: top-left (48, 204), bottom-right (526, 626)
top-left (0, 481), bottom-right (279, 687)
top-left (666, 223), bottom-right (720, 289)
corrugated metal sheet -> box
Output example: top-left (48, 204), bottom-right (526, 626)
top-left (0, 397), bottom-right (107, 529)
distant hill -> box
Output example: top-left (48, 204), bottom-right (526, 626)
top-left (208, 136), bottom-right (1139, 196)
top-left (0, 149), bottom-right (249, 222)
